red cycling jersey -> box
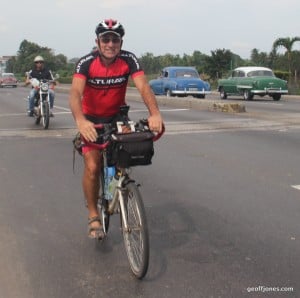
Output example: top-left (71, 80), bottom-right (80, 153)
top-left (73, 50), bottom-right (144, 117)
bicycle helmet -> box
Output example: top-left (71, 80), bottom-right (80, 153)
top-left (34, 55), bottom-right (44, 62)
top-left (95, 19), bottom-right (125, 38)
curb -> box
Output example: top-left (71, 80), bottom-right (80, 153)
top-left (55, 85), bottom-right (299, 113)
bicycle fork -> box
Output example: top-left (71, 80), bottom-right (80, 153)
top-left (107, 178), bottom-right (130, 233)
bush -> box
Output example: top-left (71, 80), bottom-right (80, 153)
top-left (288, 81), bottom-right (300, 95)
top-left (274, 70), bottom-right (289, 81)
top-left (57, 76), bottom-right (73, 84)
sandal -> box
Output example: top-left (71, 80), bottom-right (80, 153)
top-left (88, 216), bottom-right (105, 240)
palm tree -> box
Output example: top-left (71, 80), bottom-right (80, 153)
top-left (272, 37), bottom-right (300, 76)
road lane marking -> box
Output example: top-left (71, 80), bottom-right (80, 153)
top-left (53, 105), bottom-right (71, 111)
top-left (245, 101), bottom-right (284, 106)
top-left (0, 113), bottom-right (26, 117)
top-left (129, 108), bottom-right (189, 113)
top-left (0, 107), bottom-right (187, 118)
top-left (291, 185), bottom-right (300, 190)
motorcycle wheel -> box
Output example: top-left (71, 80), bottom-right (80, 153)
top-left (35, 107), bottom-right (41, 125)
top-left (42, 102), bottom-right (50, 129)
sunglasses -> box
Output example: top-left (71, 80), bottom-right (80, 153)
top-left (35, 61), bottom-right (44, 64)
top-left (100, 37), bottom-right (121, 44)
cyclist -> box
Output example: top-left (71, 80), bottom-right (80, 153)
top-left (69, 19), bottom-right (163, 239)
top-left (25, 56), bottom-right (55, 117)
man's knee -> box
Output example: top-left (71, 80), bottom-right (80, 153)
top-left (29, 89), bottom-right (36, 99)
top-left (85, 157), bottom-right (101, 176)
top-left (49, 90), bottom-right (55, 99)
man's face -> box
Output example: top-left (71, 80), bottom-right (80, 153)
top-left (97, 33), bottom-right (122, 59)
top-left (35, 61), bottom-right (44, 70)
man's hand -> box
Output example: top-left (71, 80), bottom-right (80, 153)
top-left (77, 119), bottom-right (98, 142)
top-left (148, 113), bottom-right (163, 133)
top-left (24, 78), bottom-right (30, 87)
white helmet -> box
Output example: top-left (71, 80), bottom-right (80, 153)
top-left (34, 55), bottom-right (44, 62)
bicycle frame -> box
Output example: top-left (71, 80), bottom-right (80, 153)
top-left (101, 150), bottom-right (133, 232)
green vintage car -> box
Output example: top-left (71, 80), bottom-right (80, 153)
top-left (217, 66), bottom-right (288, 101)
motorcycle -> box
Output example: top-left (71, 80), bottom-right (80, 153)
top-left (29, 78), bottom-right (54, 129)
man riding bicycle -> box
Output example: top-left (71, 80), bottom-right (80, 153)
top-left (69, 19), bottom-right (163, 239)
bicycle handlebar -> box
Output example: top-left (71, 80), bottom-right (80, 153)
top-left (82, 121), bottom-right (165, 150)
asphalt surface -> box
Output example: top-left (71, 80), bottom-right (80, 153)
top-left (0, 86), bottom-right (299, 297)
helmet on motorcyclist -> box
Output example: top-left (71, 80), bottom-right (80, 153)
top-left (34, 56), bottom-right (44, 62)
top-left (95, 19), bottom-right (125, 38)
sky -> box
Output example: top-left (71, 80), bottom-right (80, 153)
top-left (1, 0), bottom-right (300, 60)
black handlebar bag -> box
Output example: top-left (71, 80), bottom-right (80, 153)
top-left (110, 131), bottom-right (154, 168)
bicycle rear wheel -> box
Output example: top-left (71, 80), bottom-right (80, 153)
top-left (121, 182), bottom-right (149, 279)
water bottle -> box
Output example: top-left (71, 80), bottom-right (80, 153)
top-left (105, 166), bottom-right (115, 200)
top-left (108, 175), bottom-right (119, 200)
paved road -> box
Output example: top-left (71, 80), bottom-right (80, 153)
top-left (0, 86), bottom-right (299, 297)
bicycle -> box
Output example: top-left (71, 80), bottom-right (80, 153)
top-left (82, 114), bottom-right (164, 279)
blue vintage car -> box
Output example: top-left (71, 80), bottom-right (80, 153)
top-left (149, 66), bottom-right (211, 98)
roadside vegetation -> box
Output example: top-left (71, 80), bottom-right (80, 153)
top-left (5, 37), bottom-right (300, 94)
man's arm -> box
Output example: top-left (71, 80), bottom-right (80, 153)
top-left (69, 76), bottom-right (98, 142)
top-left (48, 70), bottom-right (56, 84)
top-left (133, 74), bottom-right (163, 133)
top-left (24, 71), bottom-right (31, 86)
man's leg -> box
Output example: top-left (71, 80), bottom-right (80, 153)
top-left (49, 90), bottom-right (55, 116)
top-left (28, 89), bottom-right (36, 116)
top-left (83, 149), bottom-right (102, 237)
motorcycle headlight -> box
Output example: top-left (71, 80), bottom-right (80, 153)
top-left (41, 83), bottom-right (49, 91)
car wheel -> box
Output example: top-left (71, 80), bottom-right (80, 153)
top-left (243, 90), bottom-right (253, 100)
top-left (220, 88), bottom-right (227, 99)
top-left (166, 89), bottom-right (173, 97)
top-left (272, 94), bottom-right (281, 101)
top-left (194, 94), bottom-right (205, 99)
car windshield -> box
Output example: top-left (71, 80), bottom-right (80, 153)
top-left (175, 70), bottom-right (199, 78)
top-left (2, 73), bottom-right (14, 78)
top-left (247, 70), bottom-right (274, 77)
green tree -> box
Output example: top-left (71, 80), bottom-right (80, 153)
top-left (5, 56), bottom-right (17, 73)
top-left (272, 37), bottom-right (300, 75)
top-left (139, 52), bottom-right (161, 74)
top-left (190, 51), bottom-right (209, 74)
top-left (250, 48), bottom-right (269, 66)
top-left (7, 39), bottom-right (69, 79)
top-left (204, 48), bottom-right (233, 79)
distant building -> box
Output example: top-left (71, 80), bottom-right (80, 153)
top-left (0, 56), bottom-right (14, 73)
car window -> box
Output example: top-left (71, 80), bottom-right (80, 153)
top-left (238, 71), bottom-right (245, 77)
top-left (247, 70), bottom-right (274, 77)
top-left (175, 70), bottom-right (199, 78)
top-left (232, 71), bottom-right (238, 78)
top-left (2, 73), bottom-right (15, 78)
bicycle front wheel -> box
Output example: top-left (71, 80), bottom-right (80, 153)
top-left (121, 182), bottom-right (149, 279)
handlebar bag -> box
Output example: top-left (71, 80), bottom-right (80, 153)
top-left (111, 131), bottom-right (154, 167)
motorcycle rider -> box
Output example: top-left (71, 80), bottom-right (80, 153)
top-left (25, 56), bottom-right (55, 117)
